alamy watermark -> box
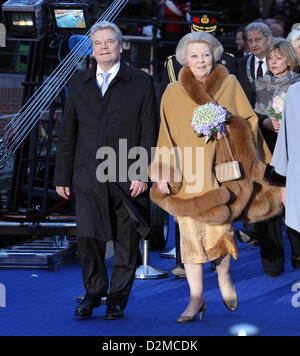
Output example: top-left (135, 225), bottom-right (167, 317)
top-left (291, 282), bottom-right (300, 308)
top-left (96, 139), bottom-right (205, 193)
top-left (0, 283), bottom-right (6, 308)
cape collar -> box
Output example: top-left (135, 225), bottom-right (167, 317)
top-left (178, 64), bottom-right (229, 105)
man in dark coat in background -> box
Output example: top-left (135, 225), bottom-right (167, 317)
top-left (159, 10), bottom-right (236, 277)
top-left (54, 21), bottom-right (158, 319)
top-left (236, 22), bottom-right (273, 250)
top-left (236, 22), bottom-right (272, 107)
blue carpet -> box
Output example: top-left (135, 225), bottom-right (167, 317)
top-left (0, 219), bottom-right (299, 336)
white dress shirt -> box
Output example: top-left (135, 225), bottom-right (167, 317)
top-left (96, 62), bottom-right (120, 89)
top-left (254, 56), bottom-right (267, 79)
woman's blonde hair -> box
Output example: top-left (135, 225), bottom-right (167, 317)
top-left (175, 32), bottom-right (223, 66)
top-left (267, 38), bottom-right (299, 71)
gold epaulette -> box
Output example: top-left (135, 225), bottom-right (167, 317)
top-left (225, 52), bottom-right (235, 58)
top-left (165, 55), bottom-right (177, 83)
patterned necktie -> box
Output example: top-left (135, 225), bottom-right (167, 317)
top-left (257, 60), bottom-right (263, 78)
top-left (100, 72), bottom-right (111, 96)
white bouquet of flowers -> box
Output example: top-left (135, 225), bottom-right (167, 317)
top-left (268, 93), bottom-right (286, 121)
top-left (191, 103), bottom-right (231, 143)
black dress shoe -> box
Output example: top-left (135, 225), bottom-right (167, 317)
top-left (171, 264), bottom-right (186, 278)
top-left (75, 298), bottom-right (101, 318)
top-left (266, 272), bottom-right (281, 278)
top-left (210, 260), bottom-right (217, 273)
top-left (105, 305), bottom-right (124, 320)
top-left (292, 256), bottom-right (300, 270)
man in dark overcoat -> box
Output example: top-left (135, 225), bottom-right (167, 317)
top-left (54, 21), bottom-right (158, 319)
top-left (236, 22), bottom-right (273, 247)
top-left (236, 22), bottom-right (271, 106)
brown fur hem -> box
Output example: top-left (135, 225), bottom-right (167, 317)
top-left (150, 184), bottom-right (231, 221)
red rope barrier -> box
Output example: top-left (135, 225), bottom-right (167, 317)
top-left (0, 193), bottom-right (75, 223)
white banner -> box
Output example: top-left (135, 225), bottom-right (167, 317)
top-left (0, 283), bottom-right (6, 308)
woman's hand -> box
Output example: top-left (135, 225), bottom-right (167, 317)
top-left (263, 117), bottom-right (281, 133)
top-left (157, 181), bottom-right (171, 195)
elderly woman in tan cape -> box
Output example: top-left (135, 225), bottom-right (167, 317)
top-left (149, 32), bottom-right (282, 323)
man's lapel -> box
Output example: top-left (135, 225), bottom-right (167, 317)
top-left (107, 61), bottom-right (131, 90)
top-left (81, 63), bottom-right (104, 114)
top-left (79, 62), bottom-right (131, 115)
top-left (250, 55), bottom-right (255, 81)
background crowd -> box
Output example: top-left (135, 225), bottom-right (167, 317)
top-left (120, 0), bottom-right (300, 43)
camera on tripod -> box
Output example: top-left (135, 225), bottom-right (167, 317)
top-left (2, 0), bottom-right (91, 41)
top-left (2, 0), bottom-right (47, 41)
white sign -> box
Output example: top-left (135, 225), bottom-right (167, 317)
top-left (0, 24), bottom-right (6, 48)
top-left (0, 283), bottom-right (6, 308)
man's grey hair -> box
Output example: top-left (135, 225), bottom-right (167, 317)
top-left (176, 32), bottom-right (223, 66)
top-left (245, 22), bottom-right (272, 39)
top-left (287, 29), bottom-right (300, 47)
top-left (90, 21), bottom-right (123, 45)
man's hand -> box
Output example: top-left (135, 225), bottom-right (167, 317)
top-left (56, 186), bottom-right (71, 200)
top-left (130, 181), bottom-right (148, 198)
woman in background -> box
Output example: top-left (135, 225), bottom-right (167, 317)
top-left (255, 38), bottom-right (300, 152)
top-left (270, 81), bottom-right (300, 269)
top-left (254, 38), bottom-right (300, 276)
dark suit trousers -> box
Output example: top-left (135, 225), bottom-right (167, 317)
top-left (249, 215), bottom-right (300, 274)
top-left (256, 214), bottom-right (284, 274)
top-left (77, 192), bottom-right (140, 310)
top-left (175, 223), bottom-right (182, 266)
top-left (286, 226), bottom-right (300, 263)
